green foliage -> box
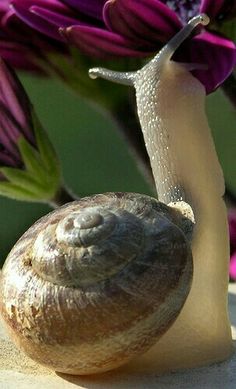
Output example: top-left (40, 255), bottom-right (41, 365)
top-left (0, 116), bottom-right (61, 202)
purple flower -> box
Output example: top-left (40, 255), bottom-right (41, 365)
top-left (0, 58), bottom-right (36, 171)
top-left (229, 210), bottom-right (236, 281)
top-left (0, 58), bottom-right (61, 201)
top-left (6, 0), bottom-right (236, 93)
top-left (0, 1), bottom-right (67, 71)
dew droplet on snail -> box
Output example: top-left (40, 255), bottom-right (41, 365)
top-left (0, 14), bottom-right (233, 376)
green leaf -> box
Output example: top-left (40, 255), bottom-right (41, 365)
top-left (31, 111), bottom-right (61, 177)
top-left (0, 181), bottom-right (44, 201)
top-left (0, 166), bottom-right (60, 200)
top-left (15, 132), bottom-right (61, 202)
top-left (17, 136), bottom-right (46, 181)
top-left (0, 167), bottom-right (44, 194)
top-left (2, 128), bottom-right (62, 201)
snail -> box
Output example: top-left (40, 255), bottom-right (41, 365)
top-left (0, 14), bottom-right (233, 376)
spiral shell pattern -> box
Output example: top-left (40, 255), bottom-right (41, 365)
top-left (32, 205), bottom-right (144, 287)
top-left (0, 193), bottom-right (193, 375)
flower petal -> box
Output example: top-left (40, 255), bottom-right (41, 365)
top-left (11, 0), bottom-right (76, 41)
top-left (176, 31), bottom-right (236, 93)
top-left (229, 210), bottom-right (236, 251)
top-left (0, 104), bottom-right (23, 162)
top-left (12, 0), bottom-right (67, 13)
top-left (230, 252), bottom-right (236, 280)
top-left (0, 40), bottom-right (40, 71)
top-left (31, 5), bottom-right (82, 28)
top-left (0, 150), bottom-right (19, 168)
top-left (12, 3), bottom-right (62, 41)
top-left (0, 59), bottom-right (32, 135)
top-left (62, 0), bottom-right (106, 20)
top-left (61, 24), bottom-right (151, 57)
top-left (104, 0), bottom-right (182, 46)
top-left (0, 2), bottom-right (9, 14)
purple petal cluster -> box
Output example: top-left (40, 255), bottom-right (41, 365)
top-left (0, 0), bottom-right (236, 93)
top-left (0, 1), bottom-right (67, 72)
top-left (0, 3), bottom-right (36, 70)
top-left (229, 210), bottom-right (236, 281)
top-left (0, 58), bottom-right (61, 202)
top-left (0, 58), bottom-right (36, 174)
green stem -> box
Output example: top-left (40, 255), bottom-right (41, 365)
top-left (49, 185), bottom-right (78, 208)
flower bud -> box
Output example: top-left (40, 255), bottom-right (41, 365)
top-left (0, 58), bottom-right (61, 202)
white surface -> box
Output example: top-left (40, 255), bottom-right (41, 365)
top-left (0, 284), bottom-right (235, 389)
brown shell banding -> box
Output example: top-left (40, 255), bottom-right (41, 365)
top-left (0, 192), bottom-right (193, 374)
top-left (31, 200), bottom-right (146, 287)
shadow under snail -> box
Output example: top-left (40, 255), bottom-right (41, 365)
top-left (0, 14), bottom-right (233, 375)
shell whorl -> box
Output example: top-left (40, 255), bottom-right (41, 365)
top-left (0, 192), bottom-right (193, 375)
top-left (32, 205), bottom-right (144, 287)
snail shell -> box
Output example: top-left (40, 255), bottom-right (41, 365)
top-left (0, 192), bottom-right (193, 375)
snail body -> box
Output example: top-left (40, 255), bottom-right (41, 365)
top-left (0, 193), bottom-right (193, 375)
top-left (89, 14), bottom-right (233, 372)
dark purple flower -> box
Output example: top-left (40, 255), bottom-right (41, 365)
top-left (0, 3), bottom-right (36, 70)
top-left (0, 1), bottom-right (67, 71)
top-left (1, 1), bottom-right (236, 93)
top-left (229, 210), bottom-right (236, 281)
top-left (0, 58), bottom-right (36, 171)
top-left (230, 253), bottom-right (236, 281)
top-left (0, 58), bottom-right (61, 202)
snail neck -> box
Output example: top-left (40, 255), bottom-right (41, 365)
top-left (129, 62), bottom-right (233, 373)
top-left (135, 61), bottom-right (225, 212)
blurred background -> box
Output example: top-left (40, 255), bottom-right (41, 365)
top-left (0, 74), bottom-right (235, 266)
